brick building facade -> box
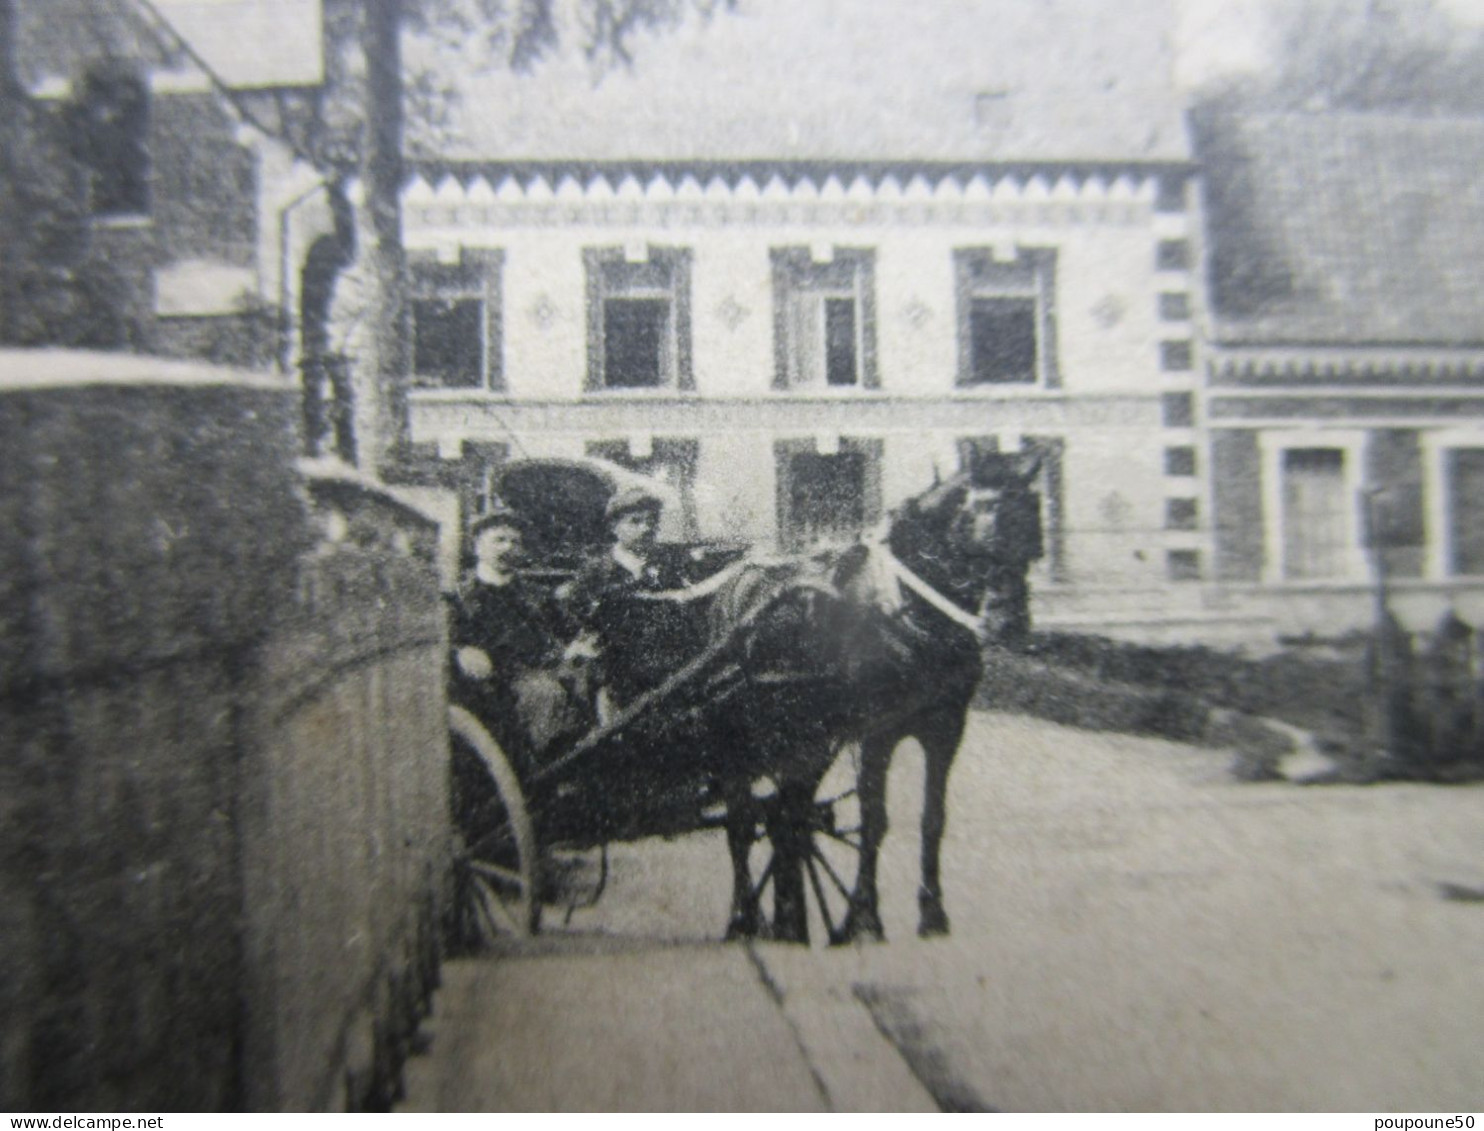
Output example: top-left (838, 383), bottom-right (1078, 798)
top-left (3, 0), bottom-right (329, 367)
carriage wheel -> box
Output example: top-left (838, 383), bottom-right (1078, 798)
top-left (449, 705), bottom-right (540, 948)
top-left (748, 743), bottom-right (864, 946)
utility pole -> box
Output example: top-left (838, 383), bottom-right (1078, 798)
top-left (1364, 486), bottom-right (1409, 766)
top-left (0, 0), bottom-right (19, 344)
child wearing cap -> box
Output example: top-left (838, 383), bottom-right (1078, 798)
top-left (559, 487), bottom-right (703, 708)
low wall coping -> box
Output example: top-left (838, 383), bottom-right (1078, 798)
top-left (300, 458), bottom-right (445, 532)
top-left (0, 349), bottom-right (292, 392)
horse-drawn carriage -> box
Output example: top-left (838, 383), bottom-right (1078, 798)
top-left (448, 453), bottom-right (1043, 947)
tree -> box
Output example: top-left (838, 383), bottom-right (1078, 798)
top-left (303, 0), bottom-right (738, 473)
top-left (1194, 0), bottom-right (1484, 115)
top-left (1189, 0), bottom-right (1484, 323)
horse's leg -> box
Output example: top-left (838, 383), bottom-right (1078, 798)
top-left (917, 709), bottom-right (967, 938)
top-left (767, 782), bottom-right (811, 944)
top-left (841, 733), bottom-right (892, 941)
top-left (723, 783), bottom-right (761, 940)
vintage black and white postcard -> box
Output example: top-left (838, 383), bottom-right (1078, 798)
top-left (2, 0), bottom-right (1482, 1114)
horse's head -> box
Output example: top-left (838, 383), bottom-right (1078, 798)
top-left (884, 451), bottom-right (1044, 648)
top-left (901, 451), bottom-right (1044, 568)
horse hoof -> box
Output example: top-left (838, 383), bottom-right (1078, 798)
top-left (840, 910), bottom-right (886, 944)
top-left (724, 916), bottom-right (759, 941)
top-left (917, 901), bottom-right (950, 938)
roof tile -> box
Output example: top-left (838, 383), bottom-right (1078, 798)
top-left (1202, 112), bottom-right (1484, 345)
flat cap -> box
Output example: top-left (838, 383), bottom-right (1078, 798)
top-left (605, 486), bottom-right (664, 521)
top-left (469, 504), bottom-right (527, 537)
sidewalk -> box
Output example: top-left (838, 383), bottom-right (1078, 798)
top-left (397, 942), bottom-right (936, 1112)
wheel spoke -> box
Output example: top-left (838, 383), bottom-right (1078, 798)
top-left (467, 859), bottom-right (527, 892)
top-left (804, 854), bottom-right (841, 941)
top-left (822, 828), bottom-right (862, 850)
top-left (750, 855), bottom-right (775, 901)
top-left (470, 876), bottom-right (505, 939)
top-left (465, 825), bottom-right (517, 861)
top-left (810, 842), bottom-right (855, 900)
top-left (473, 874), bottom-right (524, 935)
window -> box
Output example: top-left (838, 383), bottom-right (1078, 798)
top-left (1162, 393), bottom-right (1194, 428)
top-left (587, 438), bottom-right (700, 539)
top-left (1156, 176), bottom-right (1187, 214)
top-left (1160, 341), bottom-right (1194, 371)
top-left (73, 69), bottom-right (149, 217)
top-left (1165, 498), bottom-right (1199, 531)
top-left (413, 298), bottom-right (481, 386)
top-left (785, 453), bottom-right (866, 545)
top-left (409, 250), bottom-right (503, 389)
top-left (1156, 239), bottom-right (1191, 272)
top-left (395, 440), bottom-right (509, 532)
top-left (955, 248), bottom-right (1058, 387)
top-left (585, 247), bottom-right (693, 391)
top-left (1165, 447), bottom-right (1197, 477)
top-left (1447, 449), bottom-right (1484, 575)
top-left (1281, 448), bottom-right (1349, 580)
top-left (771, 248), bottom-right (877, 390)
top-left (1167, 550), bottom-right (1201, 581)
top-left (1159, 292), bottom-right (1191, 321)
top-left (774, 439), bottom-right (883, 551)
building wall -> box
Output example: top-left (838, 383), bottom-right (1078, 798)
top-left (401, 169), bottom-right (1204, 592)
top-left (1205, 356), bottom-right (1484, 638)
top-left (0, 359), bottom-right (304, 1110)
top-left (7, 19), bottom-right (312, 368)
top-left (0, 355), bottom-right (449, 1111)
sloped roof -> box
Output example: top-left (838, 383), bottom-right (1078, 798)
top-left (153, 0), bottom-right (322, 88)
top-left (432, 0), bottom-right (1188, 164)
top-left (1200, 113), bottom-right (1484, 346)
top-left (18, 0), bottom-right (321, 90)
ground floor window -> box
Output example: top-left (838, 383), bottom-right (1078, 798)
top-left (957, 435), bottom-right (1063, 583)
top-left (774, 439), bottom-right (883, 551)
top-left (586, 438), bottom-right (700, 539)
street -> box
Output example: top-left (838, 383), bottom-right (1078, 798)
top-left (401, 711), bottom-right (1484, 1112)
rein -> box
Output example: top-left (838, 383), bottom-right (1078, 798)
top-left (872, 545), bottom-right (987, 636)
top-left (630, 558), bottom-right (753, 603)
top-left (623, 539), bottom-right (987, 637)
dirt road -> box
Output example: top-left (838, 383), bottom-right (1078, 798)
top-left (402, 711), bottom-right (1484, 1111)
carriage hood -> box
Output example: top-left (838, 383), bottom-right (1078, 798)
top-left (489, 458), bottom-right (687, 569)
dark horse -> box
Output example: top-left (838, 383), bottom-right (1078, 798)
top-left (714, 450), bottom-right (1043, 943)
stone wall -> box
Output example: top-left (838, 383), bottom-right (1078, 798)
top-left (0, 352), bottom-right (450, 1111)
top-left (240, 466), bottom-right (450, 1111)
